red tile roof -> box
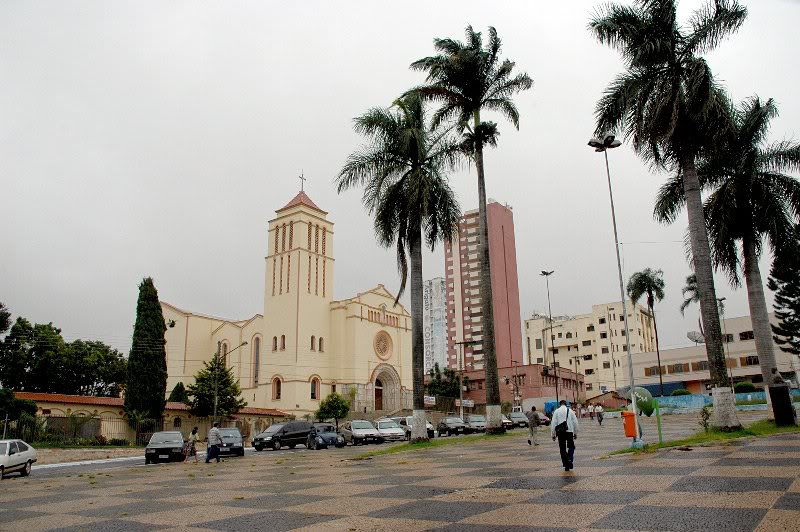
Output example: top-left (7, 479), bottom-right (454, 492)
top-left (276, 191), bottom-right (326, 214)
top-left (14, 392), bottom-right (289, 418)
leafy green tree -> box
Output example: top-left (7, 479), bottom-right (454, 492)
top-left (186, 353), bottom-right (246, 418)
top-left (0, 302), bottom-right (10, 336)
top-left (656, 97), bottom-right (800, 418)
top-left (410, 26), bottom-right (532, 432)
top-left (336, 93), bottom-right (461, 442)
top-left (0, 318), bottom-right (32, 389)
top-left (589, 0), bottom-right (747, 413)
top-left (315, 393), bottom-right (350, 430)
top-left (425, 363), bottom-right (462, 398)
top-left (168, 382), bottom-right (189, 403)
top-left (0, 319), bottom-right (64, 392)
top-left (0, 388), bottom-right (37, 421)
top-left (627, 268), bottom-right (666, 396)
top-left (124, 277), bottom-right (168, 421)
top-left (769, 225), bottom-right (800, 357)
top-left (61, 340), bottom-right (127, 397)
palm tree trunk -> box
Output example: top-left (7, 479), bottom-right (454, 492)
top-left (651, 303), bottom-right (664, 397)
top-left (742, 238), bottom-right (781, 413)
top-left (681, 157), bottom-right (739, 429)
top-left (474, 110), bottom-right (502, 433)
top-left (409, 231), bottom-right (429, 442)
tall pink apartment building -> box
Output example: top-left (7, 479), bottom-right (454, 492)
top-left (444, 200), bottom-right (523, 371)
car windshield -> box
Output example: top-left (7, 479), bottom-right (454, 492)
top-left (445, 417), bottom-right (463, 424)
top-left (315, 425), bottom-right (335, 433)
top-left (377, 421), bottom-right (400, 429)
top-left (220, 429), bottom-right (240, 439)
top-left (149, 432), bottom-right (183, 444)
top-left (351, 421), bottom-right (374, 430)
top-left (469, 416), bottom-right (485, 422)
top-left (0, 443), bottom-right (6, 455)
top-left (261, 424), bottom-right (284, 435)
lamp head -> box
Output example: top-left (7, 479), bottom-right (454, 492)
top-left (540, 270), bottom-right (554, 277)
top-left (588, 134), bottom-right (621, 151)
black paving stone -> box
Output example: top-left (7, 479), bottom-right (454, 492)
top-left (435, 525), bottom-right (576, 532)
top-left (591, 505), bottom-right (767, 531)
top-left (54, 520), bottom-right (170, 532)
top-left (1, 491), bottom-right (88, 509)
top-left (75, 499), bottom-right (182, 518)
top-left (357, 475), bottom-right (436, 485)
top-left (366, 500), bottom-right (502, 522)
top-left (469, 468), bottom-right (525, 478)
top-left (0, 509), bottom-right (49, 523)
top-left (665, 475), bottom-right (794, 492)
top-left (714, 457), bottom-right (800, 467)
top-left (220, 493), bottom-right (331, 510)
top-left (487, 476), bottom-right (580, 490)
top-left (773, 492), bottom-right (800, 510)
top-left (199, 509), bottom-right (337, 531)
top-left (531, 489), bottom-right (648, 505)
top-left (607, 466), bottom-right (697, 476)
top-left (365, 484), bottom-right (457, 499)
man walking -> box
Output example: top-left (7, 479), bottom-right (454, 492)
top-left (596, 404), bottom-right (604, 426)
top-left (525, 406), bottom-right (541, 446)
top-left (205, 422), bottom-right (223, 464)
top-left (550, 400), bottom-right (578, 471)
top-left (588, 403), bottom-right (595, 421)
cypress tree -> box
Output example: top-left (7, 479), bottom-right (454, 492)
top-left (768, 226), bottom-right (800, 357)
top-left (168, 382), bottom-right (189, 403)
top-left (124, 277), bottom-right (168, 421)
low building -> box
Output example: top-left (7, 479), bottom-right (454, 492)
top-left (620, 313), bottom-right (800, 395)
top-left (585, 390), bottom-right (627, 409)
top-left (525, 301), bottom-right (657, 395)
top-left (14, 392), bottom-right (291, 442)
top-left (454, 363), bottom-right (585, 408)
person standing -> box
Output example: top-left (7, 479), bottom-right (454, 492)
top-left (184, 427), bottom-right (199, 463)
top-left (525, 406), bottom-right (541, 446)
top-left (588, 403), bottom-right (595, 421)
top-left (206, 422), bottom-right (223, 463)
top-left (596, 404), bottom-right (604, 426)
top-left (550, 400), bottom-right (578, 471)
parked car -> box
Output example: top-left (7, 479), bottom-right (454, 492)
top-left (508, 412), bottom-right (529, 428)
top-left (0, 439), bottom-right (37, 478)
top-left (392, 416), bottom-right (436, 439)
top-left (145, 431), bottom-right (186, 464)
top-left (374, 418), bottom-right (406, 442)
top-left (307, 423), bottom-right (345, 450)
top-left (340, 420), bottom-right (382, 445)
top-left (501, 415), bottom-right (514, 430)
top-left (464, 414), bottom-right (487, 433)
top-left (218, 427), bottom-right (245, 457)
top-left (536, 412), bottom-right (551, 426)
top-left (253, 421), bottom-right (313, 451)
top-left (437, 416), bottom-right (467, 436)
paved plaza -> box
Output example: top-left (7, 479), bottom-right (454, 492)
top-left (1, 412), bottom-right (799, 531)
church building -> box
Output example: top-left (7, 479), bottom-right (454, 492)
top-left (162, 191), bottom-right (413, 418)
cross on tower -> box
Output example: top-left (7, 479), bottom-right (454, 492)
top-left (298, 171), bottom-right (307, 192)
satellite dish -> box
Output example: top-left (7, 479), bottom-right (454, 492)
top-left (687, 331), bottom-right (705, 344)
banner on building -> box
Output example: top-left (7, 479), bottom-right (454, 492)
top-left (424, 395), bottom-right (436, 406)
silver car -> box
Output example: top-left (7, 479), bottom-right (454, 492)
top-left (374, 418), bottom-right (406, 442)
top-left (340, 420), bottom-right (382, 445)
top-left (0, 439), bottom-right (37, 478)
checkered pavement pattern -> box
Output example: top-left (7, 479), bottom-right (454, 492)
top-left (1, 412), bottom-right (798, 531)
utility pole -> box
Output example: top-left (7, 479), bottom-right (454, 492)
top-left (455, 340), bottom-right (479, 419)
top-left (213, 341), bottom-right (221, 421)
top-left (540, 270), bottom-right (559, 402)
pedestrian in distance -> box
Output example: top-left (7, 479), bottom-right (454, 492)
top-left (184, 426), bottom-right (199, 463)
top-left (551, 399), bottom-right (578, 472)
top-left (525, 405), bottom-right (541, 446)
top-left (205, 422), bottom-right (223, 463)
top-left (588, 403), bottom-right (595, 421)
top-left (595, 404), bottom-right (604, 426)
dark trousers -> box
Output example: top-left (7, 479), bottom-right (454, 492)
top-left (205, 444), bottom-right (220, 463)
top-left (557, 431), bottom-right (575, 469)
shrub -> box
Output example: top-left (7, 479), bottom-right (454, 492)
top-left (500, 401), bottom-right (513, 414)
top-left (108, 438), bottom-right (130, 446)
top-left (699, 405), bottom-right (712, 432)
top-left (734, 382), bottom-right (757, 393)
top-left (671, 389), bottom-right (691, 396)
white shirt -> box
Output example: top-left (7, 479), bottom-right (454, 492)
top-left (588, 405), bottom-right (595, 413)
top-left (549, 405), bottom-right (579, 435)
top-left (595, 405), bottom-right (604, 413)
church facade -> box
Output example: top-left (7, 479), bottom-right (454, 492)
top-left (162, 191), bottom-right (413, 418)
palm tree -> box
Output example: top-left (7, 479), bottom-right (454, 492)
top-left (627, 268), bottom-right (666, 396)
top-left (589, 1), bottom-right (747, 426)
top-left (655, 97), bottom-right (800, 420)
top-left (336, 93), bottom-right (461, 442)
top-left (409, 26), bottom-right (532, 432)
top-left (680, 274), bottom-right (699, 316)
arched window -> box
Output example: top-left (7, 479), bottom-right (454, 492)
top-left (272, 377), bottom-right (282, 400)
top-left (280, 335), bottom-right (286, 350)
top-left (318, 337), bottom-right (324, 352)
top-left (272, 336), bottom-right (278, 351)
top-left (252, 337), bottom-right (261, 385)
top-left (311, 335), bottom-right (316, 351)
top-left (310, 378), bottom-right (320, 400)
top-left (221, 342), bottom-right (229, 365)
top-left (173, 417), bottom-right (182, 429)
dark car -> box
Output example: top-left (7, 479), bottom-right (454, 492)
top-left (218, 427), bottom-right (245, 457)
top-left (501, 415), bottom-right (514, 430)
top-left (464, 414), bottom-right (486, 433)
top-left (437, 416), bottom-right (467, 436)
top-left (253, 421), bottom-right (313, 451)
top-left (307, 423), bottom-right (346, 450)
top-left (508, 412), bottom-right (529, 428)
top-left (145, 431), bottom-right (186, 464)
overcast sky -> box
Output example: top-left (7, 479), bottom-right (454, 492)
top-left (2, 0), bottom-right (798, 355)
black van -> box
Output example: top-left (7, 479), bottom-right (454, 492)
top-left (252, 421), bottom-right (313, 451)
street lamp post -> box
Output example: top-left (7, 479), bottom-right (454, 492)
top-left (214, 340), bottom-right (248, 421)
top-left (588, 134), bottom-right (640, 444)
top-left (540, 270), bottom-right (559, 402)
top-left (455, 340), bottom-right (479, 419)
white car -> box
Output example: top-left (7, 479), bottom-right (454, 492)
top-left (1, 439), bottom-right (37, 478)
top-left (374, 418), bottom-right (406, 442)
top-left (341, 420), bottom-right (382, 445)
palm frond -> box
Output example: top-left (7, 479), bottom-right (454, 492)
top-left (686, 0), bottom-right (747, 54)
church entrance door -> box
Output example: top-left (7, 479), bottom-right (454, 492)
top-left (375, 379), bottom-right (383, 411)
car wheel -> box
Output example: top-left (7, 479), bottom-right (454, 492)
top-left (376, 438), bottom-right (384, 445)
top-left (254, 445), bottom-right (263, 452)
top-left (238, 449), bottom-right (245, 457)
top-left (144, 457), bottom-right (150, 465)
top-left (272, 440), bottom-right (281, 451)
top-left (0, 465), bottom-right (4, 479)
top-left (21, 461), bottom-right (31, 477)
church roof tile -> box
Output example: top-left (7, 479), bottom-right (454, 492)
top-left (277, 191), bottom-right (326, 214)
